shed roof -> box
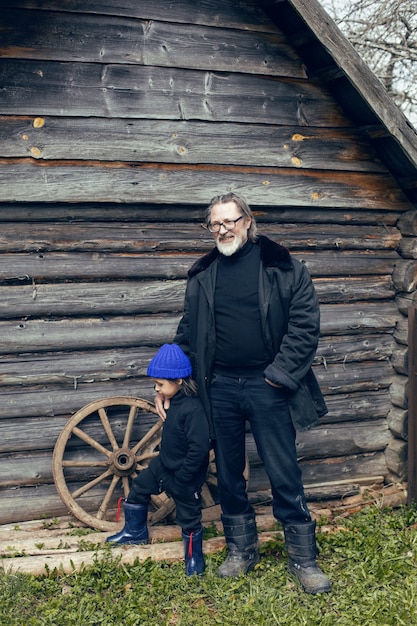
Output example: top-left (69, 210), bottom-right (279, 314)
top-left (261, 0), bottom-right (417, 209)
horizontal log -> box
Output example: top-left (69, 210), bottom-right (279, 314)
top-left (0, 222), bottom-right (400, 253)
top-left (0, 451), bottom-right (390, 527)
top-left (295, 419), bottom-right (391, 459)
top-left (0, 59), bottom-right (348, 126)
top-left (0, 10), bottom-right (302, 77)
top-left (0, 281), bottom-right (186, 319)
top-left (0, 333), bottom-right (394, 388)
top-left (315, 333), bottom-right (394, 365)
top-left (0, 0), bottom-right (277, 33)
top-left (321, 390), bottom-right (391, 423)
top-left (0, 276), bottom-right (395, 319)
top-left (0, 161), bottom-right (409, 210)
top-left (3, 117), bottom-right (387, 172)
top-left (0, 360), bottom-right (393, 420)
top-left (0, 389), bottom-right (392, 456)
top-left (0, 380), bottom-right (156, 420)
top-left (319, 301), bottom-right (399, 335)
top-left (0, 203), bottom-right (401, 225)
top-left (0, 302), bottom-right (400, 355)
top-left (0, 251), bottom-right (400, 283)
top-left (0, 314), bottom-right (180, 355)
top-left (250, 451), bottom-right (389, 491)
top-left (1, 417), bottom-right (391, 489)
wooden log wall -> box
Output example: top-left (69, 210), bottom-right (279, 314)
top-left (0, 0), bottom-right (414, 525)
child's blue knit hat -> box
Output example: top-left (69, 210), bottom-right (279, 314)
top-left (147, 344), bottom-right (192, 379)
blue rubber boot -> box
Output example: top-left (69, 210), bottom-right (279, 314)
top-left (106, 500), bottom-right (149, 545)
top-left (182, 527), bottom-right (205, 576)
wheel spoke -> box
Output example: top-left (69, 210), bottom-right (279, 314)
top-left (131, 418), bottom-right (163, 454)
top-left (96, 474), bottom-right (120, 520)
top-left (122, 404), bottom-right (137, 449)
top-left (72, 468), bottom-right (113, 498)
top-left (98, 407), bottom-right (119, 451)
top-left (72, 426), bottom-right (112, 457)
top-left (135, 451), bottom-right (159, 463)
top-left (122, 476), bottom-right (130, 498)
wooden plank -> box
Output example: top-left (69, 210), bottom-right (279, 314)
top-left (0, 59), bottom-right (350, 125)
top-left (0, 389), bottom-right (391, 454)
top-left (0, 276), bottom-right (394, 320)
top-left (0, 302), bottom-right (399, 355)
top-left (0, 162), bottom-right (410, 210)
top-left (296, 419), bottom-right (391, 459)
top-left (0, 418), bottom-right (391, 489)
top-left (0, 203), bottom-right (401, 225)
top-left (0, 222), bottom-right (399, 253)
top-left (0, 360), bottom-right (393, 420)
top-left (0, 334), bottom-right (394, 390)
top-left (315, 333), bottom-right (395, 364)
top-left (0, 346), bottom-right (156, 388)
top-left (321, 390), bottom-right (391, 424)
top-left (0, 281), bottom-right (187, 318)
top-left (2, 117), bottom-right (387, 172)
top-left (249, 451), bottom-right (389, 490)
top-left (0, 0), bottom-right (278, 32)
top-left (0, 315), bottom-right (179, 355)
top-left (0, 9), bottom-right (302, 77)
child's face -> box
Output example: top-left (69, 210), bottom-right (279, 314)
top-left (152, 378), bottom-right (181, 399)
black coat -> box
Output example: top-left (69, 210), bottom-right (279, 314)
top-left (175, 235), bottom-right (327, 433)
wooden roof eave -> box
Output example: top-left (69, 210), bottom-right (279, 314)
top-left (260, 0), bottom-right (417, 207)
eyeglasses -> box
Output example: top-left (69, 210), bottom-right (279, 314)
top-left (205, 215), bottom-right (244, 233)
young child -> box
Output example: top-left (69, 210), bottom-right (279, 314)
top-left (106, 343), bottom-right (210, 576)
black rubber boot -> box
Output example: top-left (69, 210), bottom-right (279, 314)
top-left (182, 527), bottom-right (205, 576)
top-left (284, 521), bottom-right (331, 594)
top-left (106, 500), bottom-right (149, 545)
top-left (217, 512), bottom-right (260, 578)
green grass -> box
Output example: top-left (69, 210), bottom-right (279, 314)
top-left (1, 505), bottom-right (417, 625)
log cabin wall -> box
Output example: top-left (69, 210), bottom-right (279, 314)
top-left (0, 0), bottom-right (415, 524)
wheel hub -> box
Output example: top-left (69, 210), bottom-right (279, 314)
top-left (109, 448), bottom-right (137, 476)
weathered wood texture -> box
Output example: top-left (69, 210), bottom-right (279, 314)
top-left (0, 0), bottom-right (413, 525)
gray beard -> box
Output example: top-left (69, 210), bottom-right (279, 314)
top-left (216, 236), bottom-right (242, 257)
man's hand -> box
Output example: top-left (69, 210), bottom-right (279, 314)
top-left (154, 392), bottom-right (170, 422)
top-left (265, 378), bottom-right (284, 389)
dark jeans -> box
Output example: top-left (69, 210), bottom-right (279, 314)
top-left (210, 374), bottom-right (311, 525)
top-left (128, 456), bottom-right (203, 534)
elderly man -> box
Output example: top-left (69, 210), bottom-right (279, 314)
top-left (157, 192), bottom-right (330, 594)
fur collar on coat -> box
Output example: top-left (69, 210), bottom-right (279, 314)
top-left (188, 235), bottom-right (293, 278)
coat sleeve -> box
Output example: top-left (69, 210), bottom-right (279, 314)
top-left (263, 261), bottom-right (320, 391)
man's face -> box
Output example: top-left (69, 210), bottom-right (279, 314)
top-left (210, 201), bottom-right (251, 256)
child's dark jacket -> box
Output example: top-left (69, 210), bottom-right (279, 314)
top-left (159, 392), bottom-right (209, 488)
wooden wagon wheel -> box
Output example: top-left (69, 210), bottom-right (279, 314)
top-left (53, 396), bottom-right (196, 532)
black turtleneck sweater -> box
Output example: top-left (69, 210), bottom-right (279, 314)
top-left (214, 240), bottom-right (271, 377)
